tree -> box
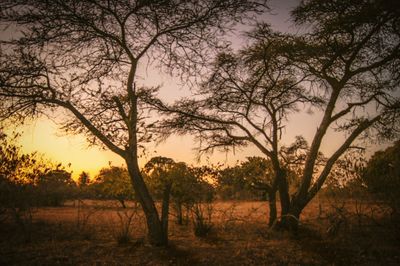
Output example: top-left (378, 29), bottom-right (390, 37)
top-left (36, 169), bottom-right (76, 206)
top-left (93, 166), bottom-right (134, 208)
top-left (281, 0), bottom-right (400, 229)
top-left (0, 0), bottom-right (268, 245)
top-left (150, 0), bottom-right (400, 230)
top-left (172, 164), bottom-right (215, 225)
top-left (78, 171), bottom-right (90, 187)
top-left (142, 156), bottom-right (176, 245)
top-left (0, 128), bottom-right (69, 236)
top-left (0, 130), bottom-right (44, 224)
top-left (77, 171), bottom-right (92, 198)
top-left (216, 164), bottom-right (253, 200)
top-left (143, 157), bottom-right (215, 227)
top-left (362, 140), bottom-right (400, 213)
top-left (147, 24), bottom-right (318, 226)
top-left (215, 157), bottom-right (273, 201)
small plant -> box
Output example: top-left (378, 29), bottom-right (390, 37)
top-left (75, 200), bottom-right (97, 240)
top-left (192, 202), bottom-right (214, 237)
top-left (110, 205), bottom-right (141, 245)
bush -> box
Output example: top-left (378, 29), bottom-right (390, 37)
top-left (36, 169), bottom-right (77, 206)
top-left (192, 203), bottom-right (214, 237)
top-left (362, 141), bottom-right (400, 213)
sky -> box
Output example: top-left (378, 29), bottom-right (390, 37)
top-left (2, 0), bottom-right (389, 179)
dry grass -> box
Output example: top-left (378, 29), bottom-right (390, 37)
top-left (1, 198), bottom-right (399, 265)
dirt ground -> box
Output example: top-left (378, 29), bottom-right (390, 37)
top-left (1, 198), bottom-right (399, 265)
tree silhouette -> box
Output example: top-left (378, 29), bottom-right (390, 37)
top-left (78, 171), bottom-right (90, 187)
top-left (0, 0), bottom-right (268, 245)
top-left (147, 24), bottom-right (319, 225)
top-left (149, 0), bottom-right (400, 230)
top-left (282, 0), bottom-right (400, 229)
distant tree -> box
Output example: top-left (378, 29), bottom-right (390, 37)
top-left (0, 130), bottom-right (43, 224)
top-left (174, 165), bottom-right (215, 225)
top-left (77, 171), bottom-right (92, 198)
top-left (143, 157), bottom-right (215, 226)
top-left (142, 156), bottom-right (176, 244)
top-left (0, 0), bottom-right (268, 245)
top-left (362, 141), bottom-right (400, 213)
top-left (78, 171), bottom-right (90, 187)
top-left (216, 157), bottom-right (271, 201)
top-left (0, 128), bottom-right (69, 234)
top-left (216, 165), bottom-right (251, 200)
top-left (36, 168), bottom-right (76, 206)
top-left (0, 131), bottom-right (48, 185)
top-left (93, 166), bottom-right (134, 208)
top-left (215, 156), bottom-right (302, 226)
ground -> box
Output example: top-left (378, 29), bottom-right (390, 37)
top-left (1, 198), bottom-right (399, 265)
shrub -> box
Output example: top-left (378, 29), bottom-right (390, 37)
top-left (362, 141), bottom-right (400, 213)
top-left (192, 203), bottom-right (214, 237)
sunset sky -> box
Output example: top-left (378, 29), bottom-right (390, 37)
top-left (3, 0), bottom-right (388, 179)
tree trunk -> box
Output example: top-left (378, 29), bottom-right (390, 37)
top-left (267, 190), bottom-right (277, 227)
top-left (277, 169), bottom-right (290, 217)
top-left (161, 182), bottom-right (172, 245)
top-left (286, 207), bottom-right (301, 233)
top-left (126, 159), bottom-right (166, 246)
top-left (175, 202), bottom-right (183, 225)
top-left (118, 199), bottom-right (127, 209)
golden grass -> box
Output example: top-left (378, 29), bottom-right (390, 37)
top-left (1, 198), bottom-right (399, 265)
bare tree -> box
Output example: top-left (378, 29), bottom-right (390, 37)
top-left (0, 0), bottom-right (268, 245)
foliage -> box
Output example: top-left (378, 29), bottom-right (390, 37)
top-left (362, 140), bottom-right (400, 212)
top-left (1, 130), bottom-right (42, 225)
top-left (216, 157), bottom-right (272, 200)
top-left (93, 166), bottom-right (134, 208)
top-left (78, 171), bottom-right (90, 187)
top-left (35, 169), bottom-right (76, 207)
top-left (142, 156), bottom-right (176, 199)
top-left (143, 157), bottom-right (215, 225)
top-left (0, 129), bottom-right (75, 242)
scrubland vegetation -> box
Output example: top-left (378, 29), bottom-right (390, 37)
top-left (1, 0), bottom-right (400, 264)
top-left (1, 131), bottom-right (400, 265)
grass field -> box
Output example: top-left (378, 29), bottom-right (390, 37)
top-left (1, 198), bottom-right (399, 265)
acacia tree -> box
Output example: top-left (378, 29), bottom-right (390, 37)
top-left (146, 24), bottom-right (319, 226)
top-left (0, 0), bottom-right (268, 245)
top-left (148, 0), bottom-right (400, 230)
top-left (93, 166), bottom-right (134, 208)
top-left (281, 0), bottom-right (400, 228)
